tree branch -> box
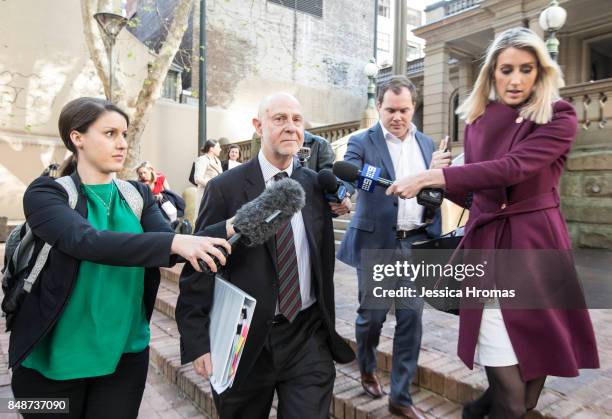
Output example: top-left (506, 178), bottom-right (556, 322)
top-left (120, 0), bottom-right (195, 178)
top-left (81, 0), bottom-right (111, 99)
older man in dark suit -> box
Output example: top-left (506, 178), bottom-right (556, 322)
top-left (176, 93), bottom-right (355, 419)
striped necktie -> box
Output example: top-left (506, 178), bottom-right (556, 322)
top-left (273, 172), bottom-right (301, 322)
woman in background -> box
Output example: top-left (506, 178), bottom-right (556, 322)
top-left (136, 161), bottom-right (170, 199)
top-left (193, 138), bottom-right (222, 217)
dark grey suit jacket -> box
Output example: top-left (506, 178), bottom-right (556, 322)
top-left (175, 157), bottom-right (355, 388)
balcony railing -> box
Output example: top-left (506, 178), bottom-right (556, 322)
top-left (309, 121), bottom-right (360, 143)
top-left (562, 79), bottom-right (611, 131)
top-left (220, 121), bottom-right (360, 162)
top-left (376, 57), bottom-right (425, 86)
top-left (444, 0), bottom-right (482, 16)
top-left (221, 139), bottom-right (256, 161)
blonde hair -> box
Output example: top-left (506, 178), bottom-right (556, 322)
top-left (136, 161), bottom-right (156, 182)
top-left (456, 27), bottom-right (565, 125)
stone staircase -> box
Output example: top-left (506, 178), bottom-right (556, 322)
top-left (151, 269), bottom-right (464, 419)
top-left (151, 263), bottom-right (612, 419)
top-left (333, 215), bottom-right (350, 251)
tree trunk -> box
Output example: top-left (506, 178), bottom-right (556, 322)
top-left (81, 0), bottom-right (111, 99)
top-left (119, 0), bottom-right (194, 179)
top-left (81, 0), bottom-right (194, 180)
top-left (81, 0), bottom-right (127, 105)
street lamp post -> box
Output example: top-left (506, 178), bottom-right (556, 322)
top-left (94, 12), bottom-right (128, 102)
top-left (538, 0), bottom-right (567, 62)
top-left (360, 58), bottom-right (379, 129)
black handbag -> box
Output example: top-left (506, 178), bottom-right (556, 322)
top-left (411, 203), bottom-right (469, 315)
top-left (188, 162), bottom-right (197, 186)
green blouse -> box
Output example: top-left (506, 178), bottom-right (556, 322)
top-left (23, 182), bottom-right (150, 380)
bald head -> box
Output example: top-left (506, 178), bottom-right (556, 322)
top-left (253, 92), bottom-right (305, 169)
top-left (258, 92), bottom-right (301, 120)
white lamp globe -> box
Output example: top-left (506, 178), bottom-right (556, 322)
top-left (364, 60), bottom-right (379, 78)
top-left (539, 4), bottom-right (567, 31)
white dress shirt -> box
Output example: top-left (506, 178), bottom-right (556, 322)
top-left (380, 123), bottom-right (427, 231)
top-left (257, 151), bottom-right (315, 311)
top-left (228, 160), bottom-right (241, 170)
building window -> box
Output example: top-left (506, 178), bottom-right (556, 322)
top-left (589, 37), bottom-right (612, 81)
top-left (377, 31), bottom-right (390, 53)
top-left (268, 0), bottom-right (323, 18)
top-left (406, 42), bottom-right (420, 60)
top-left (378, 0), bottom-right (390, 18)
top-left (406, 6), bottom-right (422, 27)
top-left (162, 71), bottom-right (179, 101)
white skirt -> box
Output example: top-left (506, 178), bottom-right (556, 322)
top-left (475, 303), bottom-right (519, 367)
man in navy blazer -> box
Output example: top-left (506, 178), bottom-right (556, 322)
top-left (337, 76), bottom-right (446, 419)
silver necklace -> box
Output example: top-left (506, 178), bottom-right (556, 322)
top-left (84, 183), bottom-right (115, 217)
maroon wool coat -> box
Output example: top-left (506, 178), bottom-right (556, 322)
top-left (442, 100), bottom-right (599, 380)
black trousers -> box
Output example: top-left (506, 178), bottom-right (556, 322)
top-left (213, 305), bottom-right (336, 419)
top-left (11, 347), bottom-right (149, 419)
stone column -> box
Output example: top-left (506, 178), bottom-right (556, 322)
top-left (422, 43), bottom-right (450, 141)
top-left (456, 58), bottom-right (474, 144)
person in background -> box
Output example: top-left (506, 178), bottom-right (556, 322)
top-left (387, 27), bottom-right (599, 418)
top-left (221, 144), bottom-right (242, 172)
top-left (193, 139), bottom-right (222, 218)
top-left (302, 130), bottom-right (335, 172)
top-left (9, 97), bottom-right (230, 419)
top-left (41, 163), bottom-right (60, 178)
top-left (136, 161), bottom-right (170, 200)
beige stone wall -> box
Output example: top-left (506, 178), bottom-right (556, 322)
top-left (0, 0), bottom-right (155, 219)
top-left (191, 0), bottom-right (373, 138)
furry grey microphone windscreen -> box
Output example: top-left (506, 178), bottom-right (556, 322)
top-left (232, 178), bottom-right (305, 246)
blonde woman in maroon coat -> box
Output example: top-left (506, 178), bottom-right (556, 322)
top-left (387, 27), bottom-right (599, 418)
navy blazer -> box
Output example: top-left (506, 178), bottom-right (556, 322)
top-left (336, 123), bottom-right (441, 268)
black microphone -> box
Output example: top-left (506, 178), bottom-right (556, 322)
top-left (332, 161), bottom-right (393, 192)
top-left (317, 169), bottom-right (348, 203)
top-left (198, 177), bottom-right (305, 275)
top-left (333, 161), bottom-right (443, 207)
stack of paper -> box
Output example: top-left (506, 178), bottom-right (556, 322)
top-left (209, 276), bottom-right (256, 394)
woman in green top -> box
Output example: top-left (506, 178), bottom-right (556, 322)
top-left (10, 97), bottom-right (230, 418)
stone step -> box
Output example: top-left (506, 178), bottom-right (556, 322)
top-left (159, 267), bottom-right (608, 419)
top-left (334, 228), bottom-right (346, 241)
top-left (152, 276), bottom-right (463, 418)
top-left (333, 217), bottom-right (350, 231)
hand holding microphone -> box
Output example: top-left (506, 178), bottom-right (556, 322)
top-left (332, 149), bottom-right (448, 205)
top-left (317, 169), bottom-right (352, 216)
top-left (417, 136), bottom-right (450, 207)
top-left (198, 177), bottom-right (306, 275)
top-left (385, 135), bottom-right (449, 200)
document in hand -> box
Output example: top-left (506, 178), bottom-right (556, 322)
top-left (209, 276), bottom-right (256, 394)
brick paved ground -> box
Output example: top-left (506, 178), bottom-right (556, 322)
top-left (1, 242), bottom-right (611, 418)
top-left (332, 259), bottom-right (612, 418)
